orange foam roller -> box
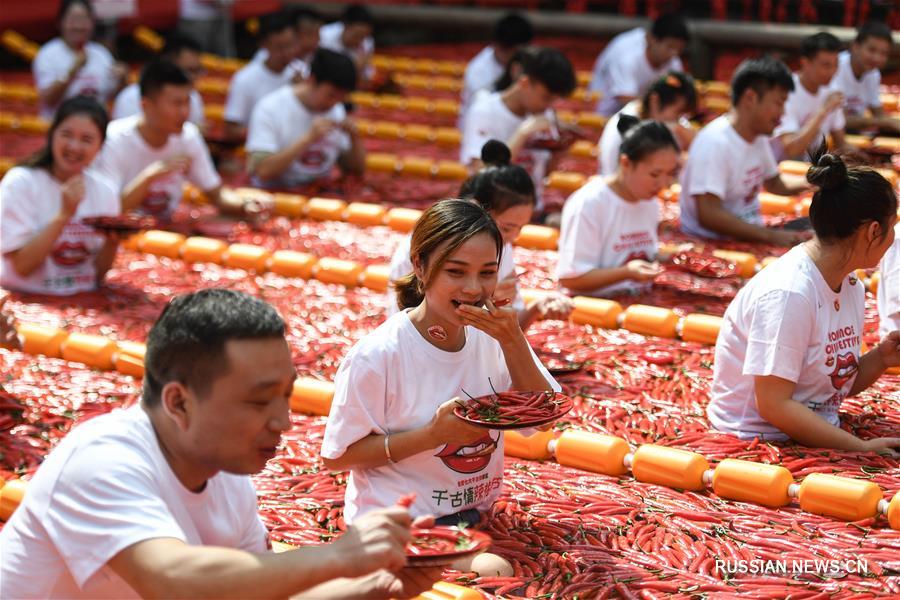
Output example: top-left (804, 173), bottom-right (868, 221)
top-left (873, 137), bottom-right (900, 153)
top-left (138, 230), bottom-right (185, 258)
top-left (290, 377), bottom-right (335, 416)
top-left (759, 192), bottom-right (797, 216)
top-left (273, 193), bottom-right (307, 218)
top-left (386, 207), bottom-right (423, 233)
top-left (0, 479), bottom-right (27, 521)
top-left (400, 157), bottom-right (435, 178)
top-left (204, 105), bottom-right (224, 122)
top-left (515, 225), bottom-right (559, 250)
top-left (679, 313), bottom-right (722, 345)
top-left (435, 160), bottom-right (468, 180)
top-left (372, 121), bottom-right (402, 139)
top-left (224, 243), bottom-right (270, 272)
top-left (346, 202), bottom-right (387, 227)
top-left (116, 340), bottom-right (146, 359)
top-left (575, 112), bottom-right (606, 130)
top-left (133, 25), bottom-right (164, 51)
top-left (875, 167), bottom-right (898, 187)
top-left (632, 445), bottom-right (709, 491)
top-left (435, 127), bottom-right (461, 146)
top-left (712, 249), bottom-right (758, 278)
top-left (621, 304), bottom-right (679, 338)
top-left (434, 100), bottom-right (459, 117)
top-left (351, 92), bottom-right (377, 107)
top-left (403, 123), bottom-right (434, 142)
top-left (314, 258), bottom-right (363, 287)
top-left (114, 352), bottom-right (145, 378)
top-left (571, 297), bottom-right (623, 330)
top-left (405, 98), bottom-right (434, 114)
top-left (712, 459), bottom-right (793, 507)
top-left (181, 237), bottom-right (227, 264)
top-left (799, 196), bottom-right (812, 217)
top-left (378, 95), bottom-right (405, 110)
top-left (844, 134), bottom-right (872, 149)
top-left (869, 271), bottom-right (879, 295)
top-left (554, 430), bottom-right (629, 476)
top-left (504, 430), bottom-right (554, 461)
top-left (431, 581), bottom-right (484, 600)
top-left (269, 250), bottom-right (316, 279)
top-left (366, 153), bottom-right (399, 173)
top-left (888, 494), bottom-right (900, 530)
top-left (305, 197), bottom-right (348, 221)
top-left (546, 171), bottom-right (586, 193)
top-left (703, 80), bottom-right (730, 96)
top-left (433, 78), bottom-right (461, 93)
top-left (61, 333), bottom-right (117, 370)
top-left (569, 139), bottom-right (597, 158)
top-left (18, 323), bottom-right (68, 358)
top-left (359, 264), bottom-right (392, 292)
top-left (182, 183), bottom-right (209, 205)
top-left (798, 473), bottom-right (882, 521)
top-left (702, 96), bottom-right (731, 114)
top-left (779, 160), bottom-right (810, 176)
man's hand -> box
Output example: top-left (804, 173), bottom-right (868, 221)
top-left (330, 508), bottom-right (413, 579)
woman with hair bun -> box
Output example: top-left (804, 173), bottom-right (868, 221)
top-left (557, 116), bottom-right (680, 296)
top-left (708, 149), bottom-right (900, 453)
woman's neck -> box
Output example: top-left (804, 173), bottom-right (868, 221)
top-left (408, 302), bottom-right (466, 351)
top-left (804, 239), bottom-right (853, 293)
top-left (608, 174), bottom-right (640, 203)
top-left (500, 86), bottom-right (527, 117)
top-left (49, 163), bottom-right (78, 183)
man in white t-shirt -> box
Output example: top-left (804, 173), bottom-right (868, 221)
top-left (95, 60), bottom-right (250, 219)
top-left (460, 13), bottom-right (533, 120)
top-left (223, 11), bottom-right (298, 142)
top-left (680, 57), bottom-right (810, 245)
top-left (589, 13), bottom-right (689, 117)
top-left (247, 48), bottom-right (364, 188)
top-left (773, 33), bottom-right (848, 161)
top-left (112, 33), bottom-right (206, 128)
top-left (319, 4), bottom-right (375, 83)
top-left (828, 21), bottom-right (899, 135)
top-left (0, 289), bottom-right (438, 599)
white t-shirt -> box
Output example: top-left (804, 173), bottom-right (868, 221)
top-left (33, 39), bottom-right (119, 118)
top-left (877, 229), bottom-right (900, 339)
top-left (597, 100), bottom-right (641, 175)
top-left (386, 238), bottom-right (522, 316)
top-left (252, 49), bottom-right (311, 80)
top-left (319, 22), bottom-right (374, 70)
top-left (0, 405), bottom-right (267, 599)
top-left (774, 73), bottom-right (845, 157)
top-left (557, 177), bottom-right (659, 296)
top-left (461, 46), bottom-right (505, 121)
top-left (321, 311), bottom-right (559, 524)
top-left (708, 245), bottom-right (865, 440)
top-left (828, 51), bottom-right (881, 118)
top-left (223, 60), bottom-right (295, 127)
top-left (93, 115), bottom-right (221, 218)
top-left (180, 0), bottom-right (224, 20)
top-left (589, 27), bottom-right (684, 117)
top-left (679, 115), bottom-right (778, 239)
top-left (112, 83), bottom-right (206, 127)
top-left (0, 167), bottom-right (119, 295)
top-left (246, 85), bottom-right (351, 187)
top-left (461, 90), bottom-right (551, 202)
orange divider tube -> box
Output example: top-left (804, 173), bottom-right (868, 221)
top-left (223, 244), bottom-right (270, 272)
top-left (346, 202), bottom-right (387, 227)
top-left (116, 341), bottom-right (146, 359)
top-left (797, 473), bottom-right (882, 521)
top-left (759, 192), bottom-right (797, 216)
top-left (504, 430), bottom-right (554, 461)
top-left (313, 258), bottom-right (363, 287)
top-left (372, 121), bottom-right (402, 138)
top-left (0, 479), bottom-right (27, 521)
top-left (435, 128), bottom-right (462, 146)
top-left (60, 333), bottom-right (118, 370)
top-left (365, 153), bottom-right (399, 173)
top-left (386, 208), bottom-right (424, 233)
top-left (269, 251), bottom-right (316, 279)
top-left (621, 305), bottom-right (679, 338)
top-left (138, 230), bottom-right (186, 259)
top-left (632, 445), bottom-right (709, 491)
top-left (779, 160), bottom-right (810, 176)
top-left (400, 157), bottom-right (435, 178)
top-left (712, 249), bottom-right (758, 278)
top-left (575, 112), bottom-right (606, 130)
top-left (273, 193), bottom-right (307, 218)
top-left (712, 459), bottom-right (793, 507)
top-left (431, 581), bottom-right (485, 600)
top-left (554, 430), bottom-right (629, 476)
top-left (435, 160), bottom-right (468, 180)
top-left (305, 197), bottom-right (348, 221)
top-left (888, 494), bottom-right (900, 530)
top-left (359, 264), bottom-right (392, 292)
top-left (679, 314), bottom-right (723, 345)
top-left (114, 353), bottom-right (145, 378)
top-left (546, 171), bottom-right (586, 193)
top-left (515, 225), bottom-right (559, 250)
top-left (181, 237), bottom-right (228, 264)
top-left (17, 323), bottom-right (68, 358)
top-left (290, 378), bottom-right (335, 416)
top-left (570, 297), bottom-right (623, 330)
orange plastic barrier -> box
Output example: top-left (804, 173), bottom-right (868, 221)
top-left (223, 244), bottom-right (270, 272)
top-left (60, 333), bottom-right (117, 370)
top-left (679, 314), bottom-right (723, 345)
top-left (17, 323), bottom-right (67, 358)
top-left (359, 264), bottom-right (391, 292)
top-left (632, 445), bottom-right (709, 491)
top-left (290, 378), bottom-right (335, 416)
top-left (515, 225), bottom-right (559, 251)
top-left (269, 250), bottom-right (316, 279)
top-left (798, 473), bottom-right (882, 521)
top-left (0, 479), bottom-right (27, 521)
top-left (712, 459), bottom-right (793, 507)
top-left (138, 230), bottom-right (186, 259)
top-left (305, 197), bottom-right (348, 222)
top-left (504, 430), bottom-right (554, 461)
top-left (570, 297), bottom-right (623, 330)
top-left (346, 202), bottom-right (387, 227)
top-left (546, 171), bottom-right (586, 194)
top-left (554, 430), bottom-right (629, 476)
top-left (273, 193), bottom-right (307, 218)
top-left (621, 305), bottom-right (679, 338)
top-left (313, 258), bottom-right (364, 287)
top-left (181, 237), bottom-right (228, 264)
top-left (386, 208), bottom-right (423, 233)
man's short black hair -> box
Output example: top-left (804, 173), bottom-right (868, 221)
top-left (289, 6), bottom-right (323, 26)
top-left (855, 21), bottom-right (893, 46)
top-left (310, 47), bottom-right (357, 91)
top-left (517, 46), bottom-right (576, 97)
top-left (493, 13), bottom-right (533, 49)
top-left (139, 59), bottom-right (190, 98)
top-left (800, 32), bottom-right (842, 59)
top-left (650, 13), bottom-right (690, 42)
top-left (730, 56), bottom-right (794, 105)
top-left (162, 32), bottom-right (202, 58)
top-left (341, 4), bottom-right (374, 26)
top-left (142, 289), bottom-right (285, 408)
top-left (258, 10), bottom-right (294, 41)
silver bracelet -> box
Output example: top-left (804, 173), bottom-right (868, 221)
top-left (384, 433), bottom-right (394, 463)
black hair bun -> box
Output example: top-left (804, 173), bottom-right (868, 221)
top-left (481, 139), bottom-right (512, 166)
top-left (807, 151), bottom-right (848, 191)
top-left (616, 114), bottom-right (641, 136)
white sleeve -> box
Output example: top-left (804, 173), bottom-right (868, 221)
top-left (111, 89), bottom-right (128, 120)
top-left (864, 71), bottom-right (882, 109)
top-left (556, 196), bottom-right (604, 279)
top-left (773, 97), bottom-right (800, 136)
top-left (742, 289), bottom-right (813, 383)
top-left (685, 137), bottom-right (729, 199)
top-left (245, 101), bottom-right (282, 154)
top-left (185, 127), bottom-right (222, 191)
top-left (826, 105), bottom-right (846, 133)
top-left (321, 350), bottom-right (388, 460)
top-left (33, 44), bottom-right (62, 92)
top-left (598, 116), bottom-right (622, 175)
top-left (588, 54), bottom-right (604, 92)
top-left (879, 240), bottom-right (900, 334)
top-left (91, 139), bottom-right (126, 192)
top-left (44, 446), bottom-right (188, 588)
top-left (604, 56), bottom-right (640, 99)
top-left (223, 72), bottom-right (251, 124)
top-left (761, 140), bottom-right (779, 180)
top-left (460, 103), bottom-right (493, 164)
top-left (234, 478), bottom-right (268, 553)
top-left (0, 170), bottom-right (41, 253)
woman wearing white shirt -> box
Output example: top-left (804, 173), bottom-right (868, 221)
top-left (558, 117), bottom-right (680, 297)
top-left (0, 96), bottom-right (120, 295)
top-left (322, 200), bottom-right (559, 534)
top-left (709, 151), bottom-right (900, 454)
top-left (33, 0), bottom-right (127, 118)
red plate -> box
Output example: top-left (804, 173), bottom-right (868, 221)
top-left (453, 391), bottom-right (573, 430)
top-left (81, 215), bottom-right (157, 234)
top-left (536, 349), bottom-right (583, 375)
top-left (406, 527), bottom-right (491, 567)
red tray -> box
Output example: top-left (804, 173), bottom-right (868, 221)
top-left (406, 527), bottom-right (491, 567)
top-left (81, 215), bottom-right (157, 234)
top-left (453, 391), bottom-right (573, 430)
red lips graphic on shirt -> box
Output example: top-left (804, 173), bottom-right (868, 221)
top-left (142, 190), bottom-right (171, 214)
top-left (829, 352), bottom-right (858, 390)
top-left (435, 433), bottom-right (498, 474)
top-left (624, 250), bottom-right (650, 263)
top-left (51, 241), bottom-right (89, 266)
top-left (300, 149), bottom-right (327, 168)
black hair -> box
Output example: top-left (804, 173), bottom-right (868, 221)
top-left (57, 0), bottom-right (94, 22)
top-left (616, 116), bottom-right (680, 163)
top-left (458, 140), bottom-right (536, 213)
top-left (730, 56), bottom-right (794, 105)
top-left (139, 59), bottom-right (190, 98)
top-left (641, 71), bottom-right (697, 116)
top-left (518, 46), bottom-right (577, 97)
top-left (855, 21), bottom-right (893, 46)
top-left (142, 289), bottom-right (286, 408)
top-left (394, 200), bottom-right (503, 310)
top-left (19, 95), bottom-right (108, 171)
top-left (310, 47), bottom-right (357, 91)
top-left (162, 32), bottom-right (202, 58)
top-left (650, 13), bottom-right (689, 42)
top-left (493, 13), bottom-right (533, 48)
top-left (342, 4), bottom-right (374, 25)
top-left (800, 32), bottom-right (842, 59)
top-left (806, 146), bottom-right (897, 244)
top-left (289, 6), bottom-right (323, 26)
top-left (493, 47), bottom-right (524, 92)
top-left (257, 10), bottom-right (295, 41)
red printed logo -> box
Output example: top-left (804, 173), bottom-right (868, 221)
top-left (300, 149), bottom-right (327, 168)
top-left (435, 433), bottom-right (498, 474)
top-left (142, 190), bottom-right (171, 214)
top-left (829, 352), bottom-right (858, 390)
top-left (51, 241), bottom-right (89, 266)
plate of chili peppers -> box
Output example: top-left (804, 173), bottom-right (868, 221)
top-left (81, 215), bottom-right (158, 234)
top-left (453, 390), bottom-right (573, 430)
top-left (406, 527), bottom-right (491, 567)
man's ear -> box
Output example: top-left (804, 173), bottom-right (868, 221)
top-left (160, 381), bottom-right (193, 432)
